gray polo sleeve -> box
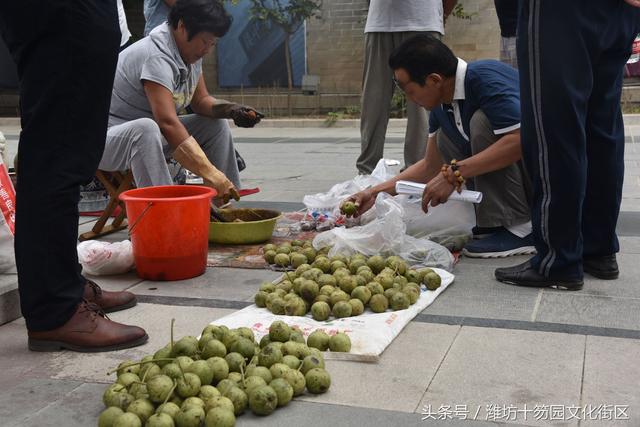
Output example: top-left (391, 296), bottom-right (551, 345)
top-left (140, 55), bottom-right (176, 93)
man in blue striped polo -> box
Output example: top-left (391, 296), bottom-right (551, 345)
top-left (347, 34), bottom-right (534, 259)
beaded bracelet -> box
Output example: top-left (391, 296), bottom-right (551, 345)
top-left (441, 159), bottom-right (465, 193)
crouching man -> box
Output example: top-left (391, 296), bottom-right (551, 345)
top-left (347, 35), bottom-right (534, 258)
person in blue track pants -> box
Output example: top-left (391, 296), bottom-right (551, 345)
top-left (496, 0), bottom-right (640, 290)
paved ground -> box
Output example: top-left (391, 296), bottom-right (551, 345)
top-left (1, 118), bottom-right (640, 426)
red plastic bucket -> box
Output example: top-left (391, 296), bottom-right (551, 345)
top-left (120, 185), bottom-right (216, 281)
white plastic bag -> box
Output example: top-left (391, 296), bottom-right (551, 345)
top-left (399, 195), bottom-right (475, 251)
top-left (302, 158), bottom-right (398, 219)
top-left (313, 193), bottom-right (455, 271)
top-left (77, 240), bottom-right (134, 276)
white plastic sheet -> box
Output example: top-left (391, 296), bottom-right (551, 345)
top-left (209, 268), bottom-right (454, 362)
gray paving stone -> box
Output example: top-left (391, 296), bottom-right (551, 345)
top-left (92, 228), bottom-right (130, 243)
top-left (581, 336), bottom-right (640, 426)
top-left (78, 216), bottom-right (100, 225)
top-left (0, 378), bottom-right (84, 427)
top-left (0, 272), bottom-right (19, 325)
top-left (296, 322), bottom-right (460, 413)
top-left (418, 327), bottom-right (585, 427)
top-left (256, 189), bottom-right (315, 203)
top-left (84, 271), bottom-right (144, 292)
top-left (17, 383), bottom-right (103, 427)
top-left (618, 236), bottom-right (640, 253)
top-left (235, 200), bottom-right (305, 212)
top-left (245, 189), bottom-right (289, 202)
top-left (128, 267), bottom-right (281, 303)
top-left (617, 211), bottom-right (640, 236)
top-left (0, 318), bottom-right (58, 387)
top-left (234, 400), bottom-right (504, 427)
top-left (77, 218), bottom-right (98, 235)
top-left (424, 260), bottom-right (539, 322)
top-left (620, 198), bottom-right (640, 212)
top-left (579, 253), bottom-right (640, 299)
top-left (534, 292), bottom-right (640, 331)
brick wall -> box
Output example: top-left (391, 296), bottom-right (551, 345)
top-left (305, 0), bottom-right (368, 94)
top-left (443, 0), bottom-right (501, 62)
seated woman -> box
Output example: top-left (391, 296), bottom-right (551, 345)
top-left (100, 0), bottom-right (261, 202)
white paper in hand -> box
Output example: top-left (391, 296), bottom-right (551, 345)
top-left (395, 180), bottom-right (483, 204)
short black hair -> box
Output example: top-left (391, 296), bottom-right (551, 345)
top-left (388, 34), bottom-right (458, 86)
top-left (168, 0), bottom-right (232, 40)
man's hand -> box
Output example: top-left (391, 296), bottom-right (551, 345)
top-left (343, 189), bottom-right (377, 218)
top-left (421, 172), bottom-right (455, 213)
top-left (204, 170), bottom-right (240, 204)
top-left (625, 0), bottom-right (640, 7)
top-left (230, 105), bottom-right (264, 128)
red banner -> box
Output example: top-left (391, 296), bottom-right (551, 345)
top-left (0, 161), bottom-right (15, 235)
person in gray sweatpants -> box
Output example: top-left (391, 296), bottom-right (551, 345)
top-left (357, 0), bottom-right (456, 174)
top-left (101, 115), bottom-right (239, 189)
top-left (359, 31), bottom-right (439, 174)
top-left (100, 1), bottom-right (261, 202)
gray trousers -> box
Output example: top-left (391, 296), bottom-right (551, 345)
top-left (436, 110), bottom-right (531, 228)
top-left (99, 114), bottom-right (240, 188)
top-left (358, 31), bottom-right (441, 174)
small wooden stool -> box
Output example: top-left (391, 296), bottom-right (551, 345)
top-left (78, 170), bottom-right (134, 241)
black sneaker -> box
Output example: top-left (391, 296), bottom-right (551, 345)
top-left (583, 254), bottom-right (619, 280)
top-left (463, 229), bottom-right (536, 258)
top-left (495, 260), bottom-right (584, 291)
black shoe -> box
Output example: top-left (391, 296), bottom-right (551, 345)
top-left (495, 260), bottom-right (583, 291)
top-left (583, 254), bottom-right (619, 280)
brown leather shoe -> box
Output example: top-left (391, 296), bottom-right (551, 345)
top-left (84, 280), bottom-right (137, 313)
top-left (28, 301), bottom-right (148, 352)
